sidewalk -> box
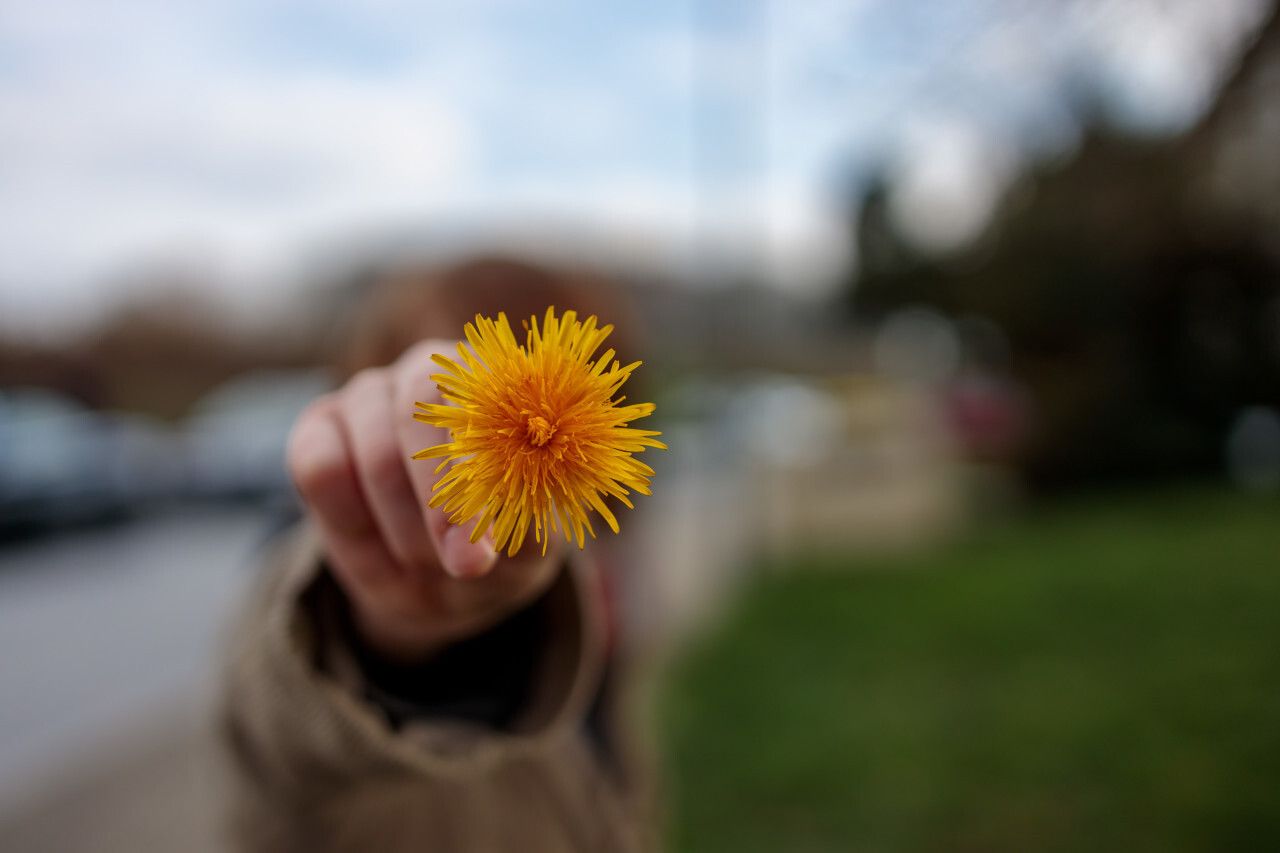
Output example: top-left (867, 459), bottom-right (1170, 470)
top-left (0, 706), bottom-right (223, 853)
top-left (0, 507), bottom-right (267, 852)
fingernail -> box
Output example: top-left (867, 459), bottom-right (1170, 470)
top-left (442, 525), bottom-right (498, 579)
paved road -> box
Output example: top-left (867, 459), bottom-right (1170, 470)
top-left (0, 507), bottom-right (272, 821)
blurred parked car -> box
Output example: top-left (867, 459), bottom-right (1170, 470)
top-left (182, 369), bottom-right (331, 503)
top-left (0, 388), bottom-right (180, 538)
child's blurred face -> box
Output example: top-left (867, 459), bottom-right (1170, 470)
top-left (340, 257), bottom-right (638, 380)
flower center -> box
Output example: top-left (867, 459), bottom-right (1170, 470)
top-left (526, 415), bottom-right (557, 447)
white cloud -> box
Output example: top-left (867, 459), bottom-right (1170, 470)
top-left (0, 64), bottom-right (472, 329)
top-left (0, 0), bottom-right (1271, 334)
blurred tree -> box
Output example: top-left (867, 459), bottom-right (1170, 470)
top-left (849, 10), bottom-right (1280, 491)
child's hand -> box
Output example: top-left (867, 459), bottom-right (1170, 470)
top-left (286, 340), bottom-right (567, 662)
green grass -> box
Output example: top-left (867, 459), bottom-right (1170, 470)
top-left (660, 487), bottom-right (1280, 852)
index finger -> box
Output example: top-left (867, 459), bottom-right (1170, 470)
top-left (392, 339), bottom-right (498, 579)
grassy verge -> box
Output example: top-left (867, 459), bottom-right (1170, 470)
top-left (660, 487), bottom-right (1280, 852)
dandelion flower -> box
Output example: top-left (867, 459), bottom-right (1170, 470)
top-left (413, 308), bottom-right (665, 557)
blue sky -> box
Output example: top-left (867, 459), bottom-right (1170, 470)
top-left (0, 0), bottom-right (1269, 334)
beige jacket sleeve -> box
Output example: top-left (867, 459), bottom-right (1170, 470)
top-left (217, 522), bottom-right (655, 853)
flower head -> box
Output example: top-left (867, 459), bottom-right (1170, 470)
top-left (413, 308), bottom-right (665, 557)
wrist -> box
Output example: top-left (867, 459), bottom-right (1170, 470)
top-left (347, 602), bottom-right (458, 664)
